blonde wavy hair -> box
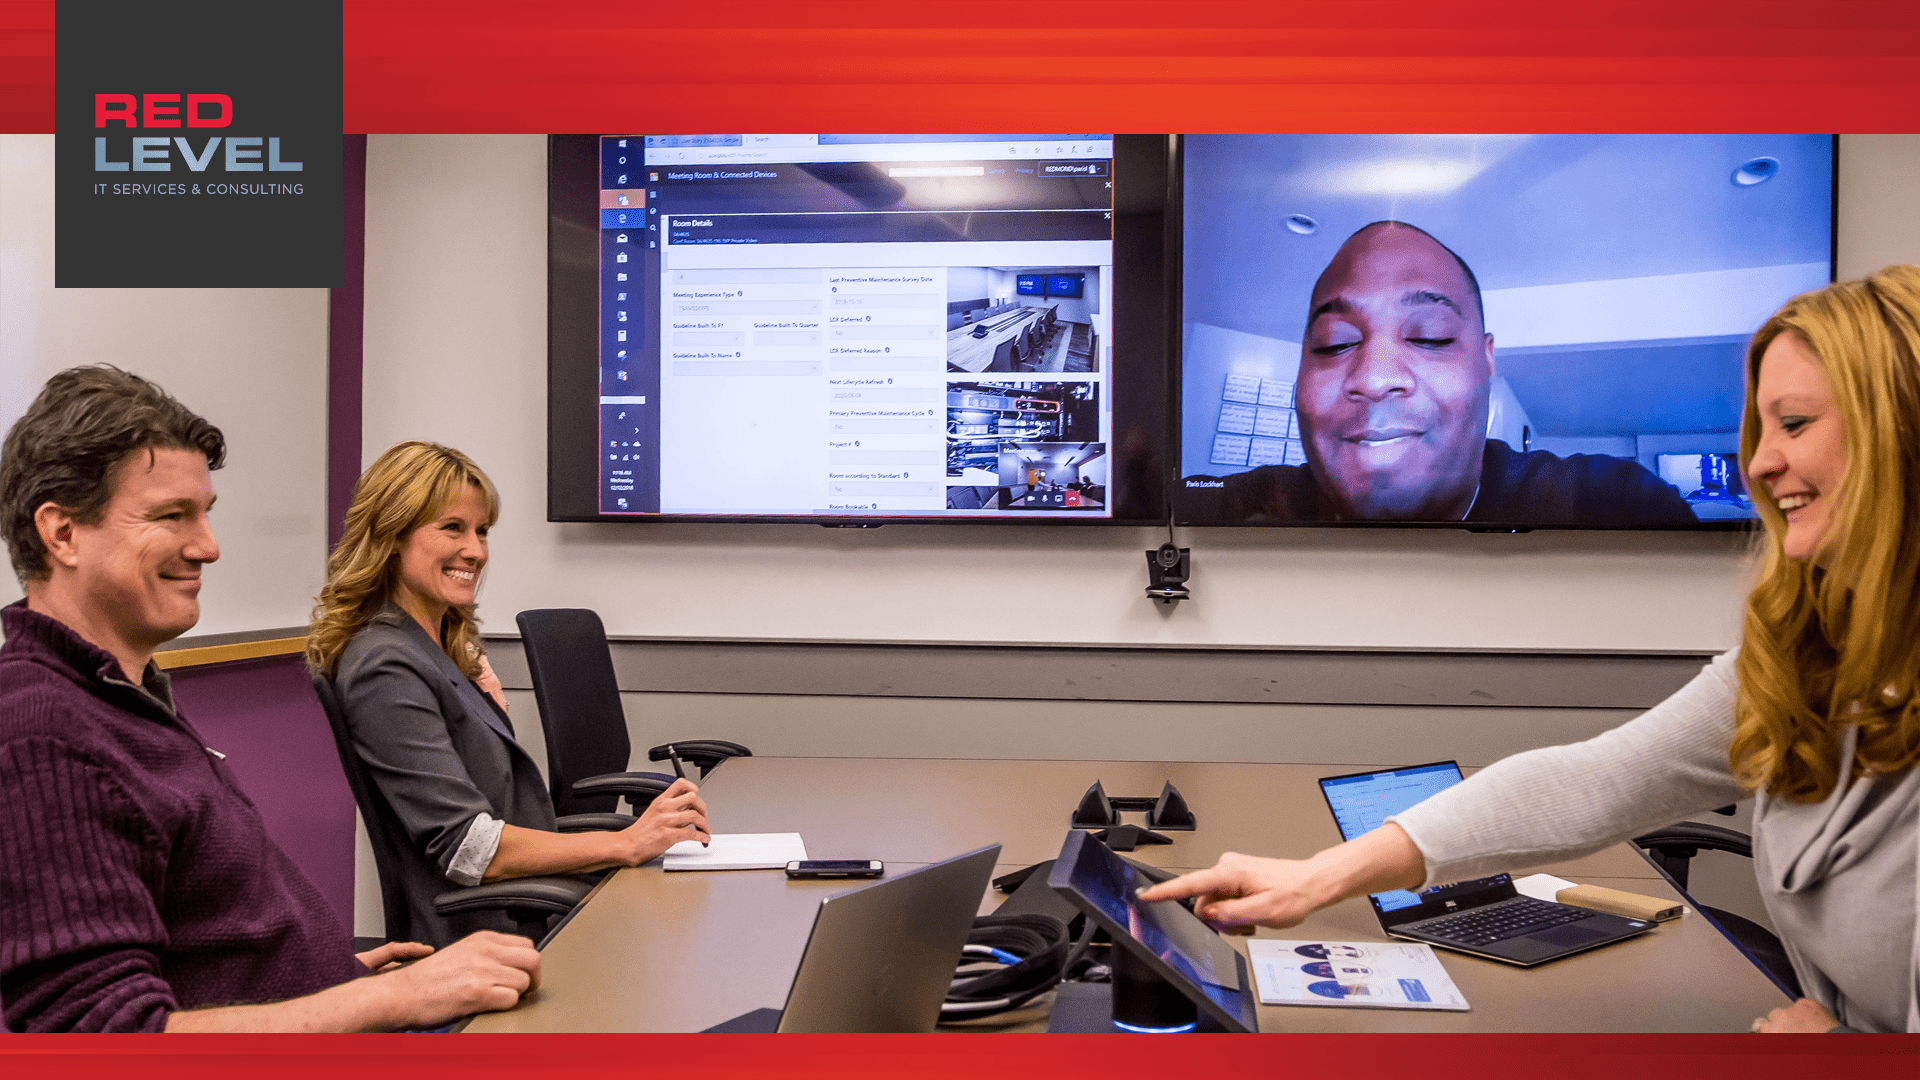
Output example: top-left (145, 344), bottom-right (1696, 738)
top-left (306, 441), bottom-right (500, 679)
top-left (1731, 265), bottom-right (1920, 802)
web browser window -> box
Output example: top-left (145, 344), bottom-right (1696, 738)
top-left (597, 135), bottom-right (1116, 517)
top-left (1320, 763), bottom-right (1467, 912)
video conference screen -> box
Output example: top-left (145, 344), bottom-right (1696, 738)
top-left (592, 134), bottom-right (1119, 518)
top-left (1176, 135), bottom-right (1836, 529)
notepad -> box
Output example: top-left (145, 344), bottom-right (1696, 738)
top-left (661, 832), bottom-right (808, 871)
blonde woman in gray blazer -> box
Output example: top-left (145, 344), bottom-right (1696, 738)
top-left (310, 442), bottom-right (709, 947)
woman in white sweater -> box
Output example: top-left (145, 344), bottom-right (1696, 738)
top-left (1144, 266), bottom-right (1920, 1033)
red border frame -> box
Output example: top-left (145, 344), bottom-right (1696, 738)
top-left (4, 1), bottom-right (1919, 132)
top-left (3, 0), bottom-right (1917, 1067)
top-left (2, 1032), bottom-right (1916, 1077)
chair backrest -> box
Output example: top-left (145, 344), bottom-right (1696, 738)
top-left (988, 338), bottom-right (1015, 372)
top-left (312, 672), bottom-right (418, 943)
top-left (515, 608), bottom-right (632, 817)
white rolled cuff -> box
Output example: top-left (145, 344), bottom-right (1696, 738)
top-left (447, 812), bottom-right (504, 886)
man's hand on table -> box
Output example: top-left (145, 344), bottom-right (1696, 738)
top-left (377, 930), bottom-right (542, 1025)
top-left (355, 940), bottom-right (434, 972)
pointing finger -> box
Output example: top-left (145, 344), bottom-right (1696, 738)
top-left (1138, 865), bottom-right (1236, 903)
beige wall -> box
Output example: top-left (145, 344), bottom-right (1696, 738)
top-left (6, 132), bottom-right (1910, 645)
top-left (8, 133), bottom-right (1908, 646)
top-left (0, 134), bottom-right (330, 634)
top-left (1838, 135), bottom-right (1920, 278)
top-left (14, 132), bottom-right (1910, 938)
top-left (356, 134), bottom-right (1920, 657)
top-left (345, 134), bottom-right (1920, 937)
top-left (361, 134), bottom-right (1779, 655)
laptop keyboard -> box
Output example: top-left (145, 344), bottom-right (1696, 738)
top-left (1405, 896), bottom-right (1590, 946)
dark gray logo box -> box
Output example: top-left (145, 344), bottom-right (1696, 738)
top-left (55, 1), bottom-right (342, 288)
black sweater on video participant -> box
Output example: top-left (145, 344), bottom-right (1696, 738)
top-left (1193, 439), bottom-right (1700, 526)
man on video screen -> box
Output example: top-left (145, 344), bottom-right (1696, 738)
top-left (1197, 221), bottom-right (1696, 526)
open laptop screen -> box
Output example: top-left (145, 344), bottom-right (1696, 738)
top-left (1319, 762), bottom-right (1470, 913)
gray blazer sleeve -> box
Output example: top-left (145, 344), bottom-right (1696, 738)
top-left (336, 633), bottom-right (502, 886)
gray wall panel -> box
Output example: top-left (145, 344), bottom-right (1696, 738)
top-left (486, 638), bottom-right (1714, 710)
top-left (500, 689), bottom-right (1646, 781)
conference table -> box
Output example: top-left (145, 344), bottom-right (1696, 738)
top-left (463, 757), bottom-right (1789, 1033)
top-left (946, 308), bottom-right (1047, 373)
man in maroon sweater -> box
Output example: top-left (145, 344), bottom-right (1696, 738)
top-left (0, 366), bottom-right (541, 1032)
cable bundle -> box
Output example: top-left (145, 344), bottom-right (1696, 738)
top-left (942, 911), bottom-right (1115, 1020)
top-left (940, 914), bottom-right (1075, 1019)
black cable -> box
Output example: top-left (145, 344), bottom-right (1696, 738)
top-left (940, 914), bottom-right (1071, 1019)
top-left (1059, 912), bottom-right (1101, 981)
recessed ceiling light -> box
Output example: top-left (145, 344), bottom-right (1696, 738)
top-left (1285, 214), bottom-right (1318, 235)
top-left (1732, 157), bottom-right (1780, 186)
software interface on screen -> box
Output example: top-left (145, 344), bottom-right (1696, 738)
top-left (1321, 763), bottom-right (1465, 912)
top-left (596, 135), bottom-right (1116, 517)
top-left (1179, 134), bottom-right (1834, 527)
top-left (1060, 838), bottom-right (1251, 1027)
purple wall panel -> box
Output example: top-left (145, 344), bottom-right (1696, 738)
top-left (167, 654), bottom-right (356, 928)
top-left (329, 133), bottom-right (368, 549)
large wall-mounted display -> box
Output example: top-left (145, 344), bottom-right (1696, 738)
top-left (1175, 134), bottom-right (1836, 530)
top-left (548, 134), bottom-right (1171, 524)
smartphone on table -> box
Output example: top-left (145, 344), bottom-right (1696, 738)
top-left (786, 860), bottom-right (884, 879)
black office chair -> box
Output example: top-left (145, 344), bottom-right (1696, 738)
top-left (1031, 325), bottom-right (1053, 369)
top-left (987, 338), bottom-right (1015, 372)
top-left (312, 674), bottom-right (591, 946)
top-left (1633, 820), bottom-right (1801, 998)
top-left (516, 608), bottom-right (752, 819)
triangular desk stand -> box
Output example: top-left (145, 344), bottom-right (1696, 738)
top-left (1069, 780), bottom-right (1197, 851)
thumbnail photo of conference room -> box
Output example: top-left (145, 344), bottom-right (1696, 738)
top-left (1178, 134), bottom-right (1834, 527)
top-left (946, 266), bottom-right (1102, 374)
top-left (946, 381), bottom-right (1105, 510)
top-left (953, 441), bottom-right (1108, 511)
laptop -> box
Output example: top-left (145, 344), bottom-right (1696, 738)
top-left (703, 844), bottom-right (1001, 1032)
top-left (1317, 762), bottom-right (1655, 967)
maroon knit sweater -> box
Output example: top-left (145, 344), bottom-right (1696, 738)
top-left (0, 601), bottom-right (366, 1031)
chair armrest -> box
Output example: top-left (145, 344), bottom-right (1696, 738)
top-left (432, 876), bottom-right (591, 918)
top-left (571, 771), bottom-right (676, 801)
top-left (647, 740), bottom-right (752, 774)
top-left (1632, 821), bottom-right (1753, 859)
top-left (556, 813), bottom-right (637, 833)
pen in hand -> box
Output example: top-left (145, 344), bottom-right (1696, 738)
top-left (664, 746), bottom-right (707, 847)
